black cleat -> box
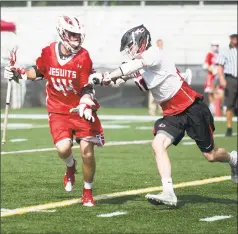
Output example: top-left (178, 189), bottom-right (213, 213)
top-left (225, 128), bottom-right (232, 137)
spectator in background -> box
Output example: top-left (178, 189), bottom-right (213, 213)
top-left (217, 31), bottom-right (238, 137)
top-left (156, 39), bottom-right (163, 49)
top-left (203, 42), bottom-right (219, 114)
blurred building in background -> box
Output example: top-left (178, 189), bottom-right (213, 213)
top-left (1, 1), bottom-right (237, 108)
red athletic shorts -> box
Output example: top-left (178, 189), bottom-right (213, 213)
top-left (48, 112), bottom-right (104, 147)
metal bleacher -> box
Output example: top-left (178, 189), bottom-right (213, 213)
top-left (1, 5), bottom-right (237, 67)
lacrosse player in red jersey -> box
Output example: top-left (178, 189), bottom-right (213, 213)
top-left (4, 15), bottom-right (104, 207)
top-left (89, 25), bottom-right (237, 207)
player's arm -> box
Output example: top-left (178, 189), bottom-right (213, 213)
top-left (217, 64), bottom-right (225, 87)
top-left (26, 66), bottom-right (44, 80)
top-left (203, 54), bottom-right (210, 70)
top-left (109, 48), bottom-right (160, 81)
top-left (89, 58), bottom-right (149, 87)
top-left (4, 50), bottom-right (46, 82)
top-left (216, 52), bottom-right (226, 88)
top-left (203, 53), bottom-right (215, 73)
top-left (4, 65), bottom-right (44, 82)
top-left (70, 55), bottom-right (97, 122)
top-left (89, 49), bottom-right (161, 86)
top-left (109, 58), bottom-right (145, 81)
top-left (79, 57), bottom-right (95, 101)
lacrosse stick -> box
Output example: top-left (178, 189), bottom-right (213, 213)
top-left (2, 45), bottom-right (18, 144)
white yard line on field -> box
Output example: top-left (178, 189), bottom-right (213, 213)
top-left (1, 133), bottom-right (236, 155)
top-left (0, 123), bottom-right (130, 130)
top-left (1, 140), bottom-right (152, 155)
top-left (9, 138), bottom-right (28, 143)
top-left (1, 208), bottom-right (56, 214)
top-left (30, 209), bottom-right (56, 213)
top-left (200, 215), bottom-right (232, 222)
top-left (183, 142), bottom-right (196, 145)
top-left (1, 175), bottom-right (230, 217)
top-left (97, 211), bottom-right (128, 217)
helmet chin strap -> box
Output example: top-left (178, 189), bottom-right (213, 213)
top-left (62, 40), bottom-right (81, 54)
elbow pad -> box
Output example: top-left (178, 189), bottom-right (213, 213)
top-left (81, 84), bottom-right (95, 99)
top-left (119, 59), bottom-right (144, 76)
top-left (33, 65), bottom-right (44, 80)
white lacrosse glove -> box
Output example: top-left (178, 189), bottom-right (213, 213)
top-left (132, 71), bottom-right (148, 92)
top-left (110, 77), bottom-right (126, 87)
top-left (103, 72), bottom-right (112, 86)
top-left (69, 97), bottom-right (96, 122)
top-left (88, 72), bottom-right (112, 86)
top-left (4, 66), bottom-right (27, 83)
top-left (88, 72), bottom-right (103, 85)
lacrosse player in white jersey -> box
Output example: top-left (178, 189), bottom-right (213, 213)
top-left (88, 25), bottom-right (237, 207)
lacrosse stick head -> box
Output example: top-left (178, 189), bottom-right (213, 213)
top-left (1, 31), bottom-right (18, 66)
top-left (9, 45), bottom-right (18, 66)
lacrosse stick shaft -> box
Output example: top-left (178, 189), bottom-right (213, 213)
top-left (2, 80), bottom-right (12, 144)
top-left (1, 31), bottom-right (18, 144)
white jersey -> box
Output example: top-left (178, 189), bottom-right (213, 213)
top-left (140, 46), bottom-right (183, 104)
top-left (117, 45), bottom-right (201, 116)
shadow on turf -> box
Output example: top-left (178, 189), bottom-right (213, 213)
top-left (53, 194), bottom-right (237, 210)
top-left (97, 195), bottom-right (140, 205)
top-left (146, 194), bottom-right (238, 210)
top-left (97, 195), bottom-right (178, 211)
top-left (178, 194), bottom-right (238, 208)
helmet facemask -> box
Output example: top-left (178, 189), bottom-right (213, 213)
top-left (62, 30), bottom-right (83, 53)
top-left (56, 16), bottom-right (85, 54)
top-left (122, 38), bottom-right (139, 59)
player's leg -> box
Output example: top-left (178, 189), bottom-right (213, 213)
top-left (208, 93), bottom-right (215, 114)
top-left (146, 117), bottom-right (185, 206)
top-left (79, 140), bottom-right (96, 206)
top-left (73, 113), bottom-right (104, 207)
top-left (204, 75), bottom-right (215, 115)
top-left (56, 139), bottom-right (77, 192)
top-left (224, 77), bottom-right (237, 136)
top-left (49, 113), bottom-right (76, 192)
top-left (186, 100), bottom-right (237, 183)
top-left (202, 148), bottom-right (237, 183)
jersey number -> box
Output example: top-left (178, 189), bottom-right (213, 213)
top-left (51, 77), bottom-right (77, 96)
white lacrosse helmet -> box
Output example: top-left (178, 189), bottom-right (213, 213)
top-left (56, 15), bottom-right (85, 54)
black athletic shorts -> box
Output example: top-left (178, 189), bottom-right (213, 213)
top-left (153, 98), bottom-right (215, 153)
top-left (224, 75), bottom-right (238, 109)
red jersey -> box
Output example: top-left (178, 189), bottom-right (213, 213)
top-left (36, 42), bottom-right (93, 114)
top-left (204, 52), bottom-right (218, 79)
top-left (160, 81), bottom-right (202, 116)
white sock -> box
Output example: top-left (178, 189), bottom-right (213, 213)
top-left (84, 181), bottom-right (93, 189)
top-left (62, 154), bottom-right (74, 167)
top-left (161, 178), bottom-right (174, 194)
top-left (229, 152), bottom-right (237, 167)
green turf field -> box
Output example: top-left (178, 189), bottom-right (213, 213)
top-left (1, 108), bottom-right (237, 234)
